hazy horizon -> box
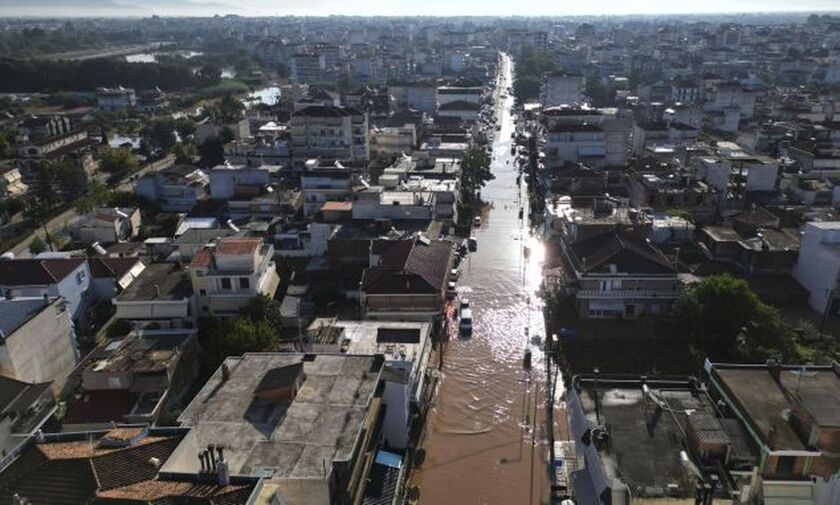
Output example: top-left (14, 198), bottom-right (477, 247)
top-left (1, 0), bottom-right (840, 18)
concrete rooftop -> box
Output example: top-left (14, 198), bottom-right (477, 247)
top-left (167, 353), bottom-right (382, 480)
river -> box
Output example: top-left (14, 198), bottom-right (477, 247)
top-left (411, 53), bottom-right (562, 505)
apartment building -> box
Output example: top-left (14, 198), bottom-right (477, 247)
top-left (290, 105), bottom-right (369, 163)
top-left (189, 237), bottom-right (280, 317)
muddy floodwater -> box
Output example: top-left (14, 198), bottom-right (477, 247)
top-left (411, 54), bottom-right (564, 505)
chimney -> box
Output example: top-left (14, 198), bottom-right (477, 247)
top-left (198, 452), bottom-right (207, 472)
top-left (216, 446), bottom-right (229, 485)
top-left (221, 363), bottom-right (231, 383)
top-left (207, 445), bottom-right (216, 470)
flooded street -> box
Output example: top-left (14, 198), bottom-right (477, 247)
top-left (412, 54), bottom-right (562, 505)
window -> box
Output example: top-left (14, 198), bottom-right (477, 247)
top-left (221, 278), bottom-right (232, 290)
top-left (199, 289), bottom-right (206, 296)
top-left (240, 277), bottom-right (250, 289)
top-left (76, 270), bottom-right (86, 285)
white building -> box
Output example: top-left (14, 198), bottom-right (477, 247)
top-left (352, 188), bottom-right (434, 221)
top-left (0, 297), bottom-right (77, 394)
top-left (190, 237), bottom-right (280, 318)
top-left (290, 105), bottom-right (369, 163)
top-left (96, 87), bottom-right (136, 111)
top-left (793, 222), bottom-right (840, 315)
top-left (0, 258), bottom-right (91, 328)
top-left (308, 319), bottom-right (433, 449)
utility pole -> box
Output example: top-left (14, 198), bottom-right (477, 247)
top-left (545, 333), bottom-right (557, 499)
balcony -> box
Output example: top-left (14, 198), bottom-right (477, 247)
top-left (576, 288), bottom-right (679, 299)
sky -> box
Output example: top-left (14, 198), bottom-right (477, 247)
top-left (236, 0), bottom-right (840, 17)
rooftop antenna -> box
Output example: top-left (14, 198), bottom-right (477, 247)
top-left (593, 367), bottom-right (601, 425)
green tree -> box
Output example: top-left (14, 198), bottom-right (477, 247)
top-left (146, 119), bottom-right (176, 152)
top-left (24, 197), bottom-right (55, 252)
top-left (214, 95), bottom-right (244, 123)
top-left (202, 317), bottom-right (276, 373)
top-left (241, 294), bottom-right (284, 331)
top-left (513, 76), bottom-right (542, 102)
top-left (75, 182), bottom-right (112, 214)
top-left (54, 159), bottom-right (89, 200)
top-left (459, 147), bottom-right (494, 204)
top-left (28, 235), bottom-right (46, 255)
top-left (172, 143), bottom-right (197, 165)
top-left (198, 136), bottom-right (226, 167)
top-left (97, 146), bottom-right (139, 175)
top-left (671, 274), bottom-right (798, 361)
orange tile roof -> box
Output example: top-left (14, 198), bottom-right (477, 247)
top-left (96, 479), bottom-right (251, 501)
top-left (215, 238), bottom-right (262, 256)
top-left (36, 435), bottom-right (172, 460)
top-left (190, 250), bottom-right (212, 268)
top-left (321, 201), bottom-right (353, 212)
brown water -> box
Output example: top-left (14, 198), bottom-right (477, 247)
top-left (412, 54), bottom-right (564, 505)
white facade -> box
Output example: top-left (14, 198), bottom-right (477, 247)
top-left (793, 222), bottom-right (840, 314)
top-left (0, 298), bottom-right (77, 394)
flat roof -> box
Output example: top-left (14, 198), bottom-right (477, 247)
top-left (714, 363), bottom-right (840, 445)
top-left (116, 263), bottom-right (192, 302)
top-left (714, 367), bottom-right (806, 450)
top-left (574, 377), bottom-right (716, 496)
top-left (168, 353), bottom-right (382, 480)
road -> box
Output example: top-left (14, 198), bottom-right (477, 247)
top-left (411, 53), bottom-right (560, 504)
top-left (7, 154), bottom-right (174, 258)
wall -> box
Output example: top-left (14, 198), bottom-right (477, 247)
top-left (0, 301), bottom-right (77, 394)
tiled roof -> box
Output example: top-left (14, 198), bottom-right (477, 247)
top-left (362, 239), bottom-right (452, 295)
top-left (570, 231), bottom-right (676, 275)
top-left (0, 431), bottom-right (185, 505)
top-left (191, 250), bottom-right (213, 267)
top-left (0, 258), bottom-right (85, 286)
top-left (88, 257), bottom-right (143, 279)
top-left (96, 480), bottom-right (253, 504)
top-left (215, 238), bottom-right (262, 256)
top-left (0, 375), bottom-right (51, 415)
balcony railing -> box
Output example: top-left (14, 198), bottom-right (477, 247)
top-left (576, 288), bottom-right (679, 299)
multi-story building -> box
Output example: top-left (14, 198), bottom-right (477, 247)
top-left (189, 237), bottom-right (280, 318)
top-left (706, 360), bottom-right (840, 505)
top-left (291, 52), bottom-right (326, 83)
top-left (112, 262), bottom-right (196, 330)
top-left (96, 86), bottom-right (137, 111)
top-left (166, 352), bottom-right (390, 505)
top-left (793, 221), bottom-right (840, 316)
top-left (0, 297), bottom-right (77, 394)
top-left (540, 107), bottom-right (631, 169)
top-left (559, 229), bottom-right (681, 319)
top-left (290, 105), bottom-right (369, 163)
top-left (135, 164), bottom-right (209, 212)
top-left (0, 258), bottom-right (92, 328)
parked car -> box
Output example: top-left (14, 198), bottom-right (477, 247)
top-left (450, 267), bottom-right (460, 281)
top-left (473, 216), bottom-right (482, 227)
top-left (447, 280), bottom-right (457, 299)
top-left (459, 306), bottom-right (473, 335)
top-left (468, 237), bottom-right (477, 252)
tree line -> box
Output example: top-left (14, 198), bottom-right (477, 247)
top-left (0, 58), bottom-right (219, 93)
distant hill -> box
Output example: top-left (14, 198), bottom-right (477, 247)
top-left (0, 0), bottom-right (245, 17)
